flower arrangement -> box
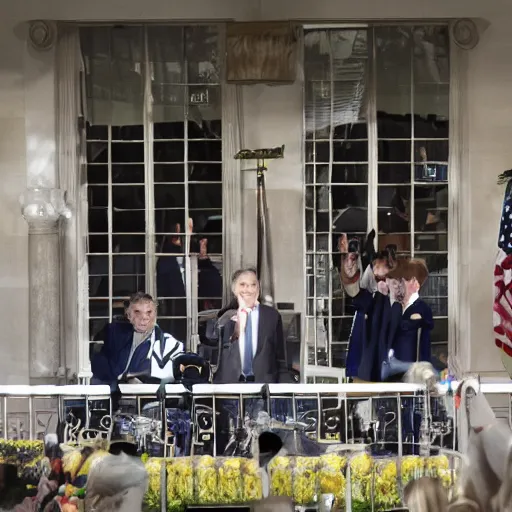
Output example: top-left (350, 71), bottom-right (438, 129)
top-left (373, 458), bottom-right (399, 509)
top-left (218, 457), bottom-right (243, 503)
top-left (350, 452), bottom-right (373, 506)
top-left (292, 456), bottom-right (319, 505)
top-left (164, 455), bottom-right (263, 510)
top-left (318, 453), bottom-right (347, 509)
top-left (143, 457), bottom-right (164, 512)
top-left (269, 455), bottom-right (344, 507)
top-left (2, 438), bottom-right (459, 512)
top-left (242, 458), bottom-right (263, 502)
top-left (166, 457), bottom-right (194, 510)
top-left (268, 456), bottom-right (293, 497)
top-left (0, 439), bottom-right (44, 476)
top-left (195, 455), bottom-right (217, 504)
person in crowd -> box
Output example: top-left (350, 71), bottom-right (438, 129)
top-left (213, 268), bottom-right (286, 384)
top-left (156, 215), bottom-right (222, 341)
top-left (84, 453), bottom-right (148, 512)
top-left (382, 258), bottom-right (434, 370)
top-left (91, 292), bottom-right (184, 391)
top-left (339, 232), bottom-right (397, 381)
top-left (207, 268), bottom-right (287, 455)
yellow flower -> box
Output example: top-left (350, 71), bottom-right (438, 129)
top-left (318, 454), bottom-right (346, 509)
top-left (144, 457), bottom-right (163, 510)
top-left (167, 458), bottom-right (193, 505)
top-left (218, 457), bottom-right (243, 503)
top-left (292, 457), bottom-right (319, 505)
top-left (77, 449), bottom-right (109, 476)
top-left (425, 455), bottom-right (458, 490)
top-left (350, 453), bottom-right (373, 502)
top-left (242, 459), bottom-right (263, 502)
top-left (401, 455), bottom-right (424, 484)
top-left (195, 456), bottom-right (218, 504)
top-left (374, 459), bottom-right (399, 508)
top-left (65, 484), bottom-right (78, 497)
top-left (268, 456), bottom-right (293, 497)
top-left (425, 455), bottom-right (449, 473)
top-left (62, 449), bottom-right (83, 479)
top-left (350, 453), bottom-right (372, 475)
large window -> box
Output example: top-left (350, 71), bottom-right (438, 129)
top-left (83, 25), bottom-right (223, 346)
top-left (304, 26), bottom-right (450, 368)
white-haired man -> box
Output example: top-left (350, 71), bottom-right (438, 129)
top-left (91, 292), bottom-right (184, 390)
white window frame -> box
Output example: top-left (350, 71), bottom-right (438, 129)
top-left (76, 23), bottom-right (234, 379)
top-left (301, 22), bottom-right (466, 372)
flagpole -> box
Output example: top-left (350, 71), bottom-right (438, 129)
top-left (234, 146), bottom-right (284, 306)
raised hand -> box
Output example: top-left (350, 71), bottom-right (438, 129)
top-left (342, 252), bottom-right (359, 280)
top-left (199, 238), bottom-right (208, 259)
top-left (338, 233), bottom-right (349, 254)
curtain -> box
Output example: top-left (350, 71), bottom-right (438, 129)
top-left (80, 26), bottom-right (144, 126)
top-left (304, 30), bottom-right (368, 134)
top-left (221, 22), bottom-right (244, 302)
top-left (56, 25), bottom-right (86, 378)
top-left (80, 26), bottom-right (221, 128)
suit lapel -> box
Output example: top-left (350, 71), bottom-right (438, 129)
top-left (225, 319), bottom-right (242, 374)
top-left (387, 301), bottom-right (402, 354)
top-left (254, 305), bottom-right (266, 359)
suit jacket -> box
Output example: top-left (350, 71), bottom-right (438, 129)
top-left (213, 304), bottom-right (285, 384)
top-left (345, 289), bottom-right (373, 378)
top-left (353, 290), bottom-right (391, 382)
top-left (91, 321), bottom-right (183, 389)
top-left (388, 298), bottom-right (434, 363)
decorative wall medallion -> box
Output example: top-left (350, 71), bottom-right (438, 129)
top-left (28, 20), bottom-right (57, 51)
top-left (451, 19), bottom-right (479, 50)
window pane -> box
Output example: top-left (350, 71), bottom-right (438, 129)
top-left (154, 184), bottom-right (185, 208)
top-left (89, 319), bottom-right (108, 341)
top-left (154, 120), bottom-right (185, 140)
top-left (332, 164), bottom-right (368, 184)
top-left (82, 26), bottom-right (144, 126)
top-left (113, 235), bottom-right (145, 253)
top-left (84, 25), bottom-right (224, 346)
top-left (304, 25), bottom-right (450, 371)
top-left (186, 26), bottom-right (220, 84)
top-left (88, 209), bottom-right (108, 233)
top-left (376, 25), bottom-right (450, 344)
top-left (304, 28), bottom-right (369, 367)
top-left (154, 164), bottom-right (186, 183)
top-left (148, 26), bottom-right (184, 84)
top-left (378, 164), bottom-right (411, 184)
top-left (88, 235), bottom-right (108, 253)
top-left (112, 164), bottom-right (145, 184)
top-left (88, 164), bottom-right (108, 184)
top-left (89, 299), bottom-right (109, 318)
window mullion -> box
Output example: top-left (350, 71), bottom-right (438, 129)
top-left (312, 83), bottom-right (317, 366)
top-left (107, 124), bottom-right (113, 322)
top-left (327, 35), bottom-right (335, 368)
top-left (410, 33), bottom-right (415, 258)
top-left (143, 25), bottom-right (156, 298)
top-left (184, 29), bottom-right (192, 346)
top-left (107, 29), bottom-right (113, 323)
top-left (367, 28), bottom-right (379, 245)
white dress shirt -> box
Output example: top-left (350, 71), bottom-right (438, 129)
top-left (403, 292), bottom-right (419, 313)
top-left (238, 305), bottom-right (259, 369)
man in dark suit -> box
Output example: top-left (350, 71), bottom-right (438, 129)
top-left (213, 268), bottom-right (285, 384)
top-left (385, 258), bottom-right (434, 365)
top-left (91, 292), bottom-right (184, 390)
top-left (208, 268), bottom-right (287, 455)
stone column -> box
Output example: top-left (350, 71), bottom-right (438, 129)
top-left (21, 188), bottom-right (71, 384)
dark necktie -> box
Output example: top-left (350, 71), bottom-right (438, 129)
top-left (242, 310), bottom-right (253, 377)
